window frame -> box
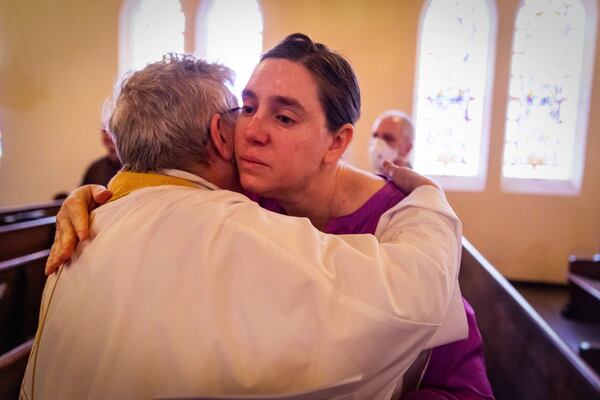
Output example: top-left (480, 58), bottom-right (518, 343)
top-left (194, 0), bottom-right (264, 101)
top-left (500, 0), bottom-right (598, 196)
top-left (411, 0), bottom-right (498, 192)
top-left (118, 0), bottom-right (185, 76)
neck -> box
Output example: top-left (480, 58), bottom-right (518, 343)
top-left (186, 160), bottom-right (241, 193)
top-left (276, 162), bottom-right (386, 230)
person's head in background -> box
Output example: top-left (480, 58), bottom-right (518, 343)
top-left (100, 128), bottom-right (118, 162)
top-left (368, 110), bottom-right (415, 173)
top-left (234, 33), bottom-right (360, 201)
top-left (104, 53), bottom-right (240, 190)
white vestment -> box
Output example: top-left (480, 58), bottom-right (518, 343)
top-left (21, 170), bottom-right (463, 400)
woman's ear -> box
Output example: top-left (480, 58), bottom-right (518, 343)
top-left (209, 113), bottom-right (234, 162)
top-left (323, 123), bottom-right (354, 165)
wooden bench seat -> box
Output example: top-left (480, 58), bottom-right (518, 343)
top-left (460, 239), bottom-right (600, 400)
top-left (564, 255), bottom-right (600, 322)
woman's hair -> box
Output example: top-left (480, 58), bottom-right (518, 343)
top-left (261, 33), bottom-right (361, 132)
top-left (103, 53), bottom-right (238, 172)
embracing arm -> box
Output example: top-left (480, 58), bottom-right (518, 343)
top-left (45, 185), bottom-right (111, 274)
top-left (45, 163), bottom-right (434, 275)
top-left (45, 165), bottom-right (460, 325)
top-left (225, 182), bottom-right (462, 327)
top-left (39, 168), bottom-right (462, 396)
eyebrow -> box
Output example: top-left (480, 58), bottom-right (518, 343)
top-left (241, 90), bottom-right (307, 115)
top-left (272, 95), bottom-right (306, 114)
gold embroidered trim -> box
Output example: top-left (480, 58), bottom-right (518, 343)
top-left (107, 171), bottom-right (199, 202)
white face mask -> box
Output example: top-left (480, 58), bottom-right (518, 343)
top-left (368, 138), bottom-right (399, 173)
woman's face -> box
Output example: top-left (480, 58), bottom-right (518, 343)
top-left (234, 58), bottom-right (334, 199)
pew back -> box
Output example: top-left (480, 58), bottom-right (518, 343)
top-left (0, 339), bottom-right (34, 400)
top-left (0, 200), bottom-right (62, 225)
top-left (0, 217), bottom-right (56, 262)
top-left (0, 250), bottom-right (49, 355)
top-left (460, 239), bottom-right (600, 400)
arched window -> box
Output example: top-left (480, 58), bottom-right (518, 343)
top-left (119, 0), bottom-right (185, 74)
top-left (413, 0), bottom-right (497, 191)
top-left (502, 0), bottom-right (597, 195)
top-left (195, 0), bottom-right (263, 99)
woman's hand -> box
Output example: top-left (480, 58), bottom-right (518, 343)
top-left (45, 185), bottom-right (112, 275)
top-left (383, 160), bottom-right (440, 194)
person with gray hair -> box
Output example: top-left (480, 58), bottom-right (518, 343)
top-left (24, 54), bottom-right (462, 399)
top-left (105, 55), bottom-right (238, 174)
top-left (369, 110), bottom-right (415, 173)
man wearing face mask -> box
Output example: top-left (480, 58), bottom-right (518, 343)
top-left (368, 110), bottom-right (414, 173)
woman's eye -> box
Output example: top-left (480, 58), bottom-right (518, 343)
top-left (241, 105), bottom-right (255, 115)
top-left (276, 115), bottom-right (295, 125)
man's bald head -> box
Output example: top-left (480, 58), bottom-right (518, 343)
top-left (369, 110), bottom-right (415, 172)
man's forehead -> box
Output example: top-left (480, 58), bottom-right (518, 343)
top-left (374, 116), bottom-right (406, 134)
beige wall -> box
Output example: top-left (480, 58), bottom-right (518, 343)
top-left (0, 0), bottom-right (598, 282)
top-left (0, 0), bottom-right (121, 204)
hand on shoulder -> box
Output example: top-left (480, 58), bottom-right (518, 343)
top-left (383, 160), bottom-right (440, 194)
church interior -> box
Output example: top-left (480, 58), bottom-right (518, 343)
top-left (1, 0), bottom-right (599, 399)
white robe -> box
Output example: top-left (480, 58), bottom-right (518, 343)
top-left (21, 171), bottom-right (463, 400)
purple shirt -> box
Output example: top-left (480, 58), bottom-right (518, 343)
top-left (323, 180), bottom-right (495, 400)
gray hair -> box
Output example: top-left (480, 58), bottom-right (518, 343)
top-left (102, 53), bottom-right (238, 172)
top-left (373, 110), bottom-right (415, 143)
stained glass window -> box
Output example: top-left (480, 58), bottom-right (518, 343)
top-left (196, 0), bottom-right (263, 100)
top-left (413, 0), bottom-right (495, 183)
top-left (122, 0), bottom-right (185, 73)
top-left (502, 0), bottom-right (592, 183)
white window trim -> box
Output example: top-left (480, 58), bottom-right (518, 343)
top-left (501, 0), bottom-right (597, 196)
top-left (412, 0), bottom-right (498, 193)
top-left (502, 177), bottom-right (583, 196)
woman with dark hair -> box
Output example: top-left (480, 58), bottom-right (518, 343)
top-left (234, 33), bottom-right (494, 400)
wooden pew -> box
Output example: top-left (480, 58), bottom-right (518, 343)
top-left (0, 217), bottom-right (56, 262)
top-left (0, 338), bottom-right (34, 400)
top-left (2, 235), bottom-right (600, 399)
top-left (460, 239), bottom-right (600, 400)
top-left (563, 254), bottom-right (600, 322)
top-left (0, 250), bottom-right (48, 355)
top-left (0, 200), bottom-right (63, 226)
top-left (568, 254), bottom-right (600, 280)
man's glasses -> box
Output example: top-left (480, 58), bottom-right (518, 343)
top-left (225, 107), bottom-right (242, 115)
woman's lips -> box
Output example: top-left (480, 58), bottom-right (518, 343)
top-left (239, 155), bottom-right (269, 168)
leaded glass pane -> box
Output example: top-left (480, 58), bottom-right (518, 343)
top-left (414, 0), bottom-right (493, 177)
top-left (202, 0), bottom-right (263, 100)
top-left (131, 0), bottom-right (185, 71)
top-left (503, 0), bottom-right (586, 180)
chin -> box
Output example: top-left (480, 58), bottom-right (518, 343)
top-left (240, 175), bottom-right (268, 196)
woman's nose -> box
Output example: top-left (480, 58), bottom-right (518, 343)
top-left (243, 114), bottom-right (270, 145)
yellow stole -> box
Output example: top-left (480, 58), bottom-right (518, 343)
top-left (107, 171), bottom-right (199, 202)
